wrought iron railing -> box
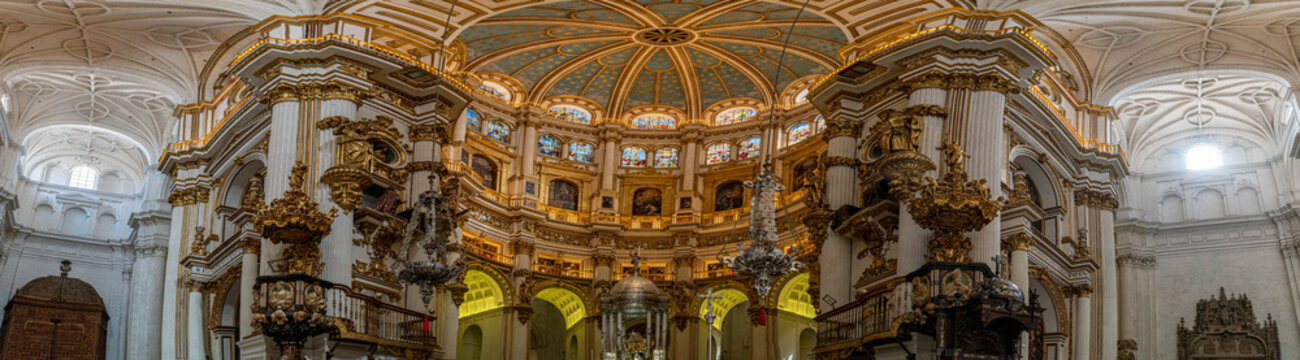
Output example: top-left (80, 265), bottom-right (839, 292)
top-left (326, 285), bottom-right (437, 349)
top-left (814, 287), bottom-right (894, 351)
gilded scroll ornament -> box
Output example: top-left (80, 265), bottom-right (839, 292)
top-left (903, 142), bottom-right (1002, 262)
top-left (255, 162), bottom-right (338, 275)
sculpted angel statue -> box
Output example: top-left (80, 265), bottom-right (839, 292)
top-left (871, 109), bottom-right (923, 153)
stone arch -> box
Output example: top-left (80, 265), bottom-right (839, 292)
top-left (220, 159), bottom-right (267, 209)
top-left (61, 207), bottom-right (89, 235)
top-left (1011, 155), bottom-right (1061, 209)
top-left (694, 281), bottom-right (754, 331)
top-left (1028, 266), bottom-right (1070, 338)
top-left (460, 263), bottom-right (511, 318)
top-left (92, 213), bottom-right (116, 238)
top-left (459, 324), bottom-right (484, 360)
top-left (528, 280), bottom-right (591, 329)
top-left (1194, 188), bottom-right (1226, 219)
top-left (774, 272), bottom-right (815, 319)
top-left (1236, 187), bottom-right (1263, 215)
top-left (1160, 194), bottom-right (1185, 223)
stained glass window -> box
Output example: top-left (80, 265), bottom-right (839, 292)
top-left (466, 109), bottom-right (482, 132)
top-left (622, 147), bottom-right (647, 167)
top-left (653, 148), bottom-right (678, 168)
top-left (814, 115), bottom-right (825, 132)
top-left (787, 123), bottom-right (812, 145)
top-left (479, 82), bottom-right (511, 101)
top-left (714, 107), bottom-right (757, 126)
top-left (631, 114), bottom-right (676, 130)
top-left (706, 143), bottom-right (731, 164)
top-left (568, 142), bottom-right (594, 163)
top-left (486, 121), bottom-right (510, 143)
top-left (548, 105), bottom-right (591, 124)
top-left (795, 89), bottom-right (810, 104)
top-left (537, 135), bottom-right (562, 158)
top-left (737, 137), bottom-right (761, 160)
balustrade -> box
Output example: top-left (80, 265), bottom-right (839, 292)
top-left (325, 285), bottom-right (437, 349)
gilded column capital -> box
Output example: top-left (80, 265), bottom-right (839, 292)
top-left (1071, 284), bottom-right (1093, 297)
top-left (1074, 188), bottom-right (1118, 210)
top-left (168, 186), bottom-right (211, 206)
top-left (904, 104), bottom-right (948, 118)
top-left (1006, 233), bottom-right (1032, 251)
top-left (822, 119), bottom-right (862, 138)
top-left (512, 240), bottom-right (535, 256)
top-left (241, 237), bottom-right (262, 255)
top-left (593, 253), bottom-right (616, 268)
top-left (823, 156), bottom-right (859, 168)
top-left (259, 84), bottom-right (300, 105)
top-left (410, 122), bottom-right (451, 143)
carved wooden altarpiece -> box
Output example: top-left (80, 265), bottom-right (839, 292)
top-left (1176, 288), bottom-right (1280, 360)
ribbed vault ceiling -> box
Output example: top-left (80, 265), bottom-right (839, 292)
top-left (456, 0), bottom-right (847, 118)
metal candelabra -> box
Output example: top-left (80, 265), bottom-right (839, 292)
top-left (720, 163), bottom-right (804, 299)
top-left (397, 173), bottom-right (464, 310)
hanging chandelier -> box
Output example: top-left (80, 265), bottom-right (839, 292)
top-left (398, 172), bottom-right (464, 308)
top-left (721, 162), bottom-right (804, 299)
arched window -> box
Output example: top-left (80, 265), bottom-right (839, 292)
top-left (787, 123), bottom-right (812, 145)
top-left (794, 89), bottom-right (810, 104)
top-left (706, 143), bottom-right (731, 164)
top-left (537, 135), bottom-right (562, 158)
top-left (814, 115), bottom-right (825, 132)
top-left (737, 137), bottom-right (761, 160)
top-left (479, 81), bottom-right (511, 101)
top-left (1185, 144), bottom-right (1222, 170)
top-left (631, 114), bottom-right (676, 130)
top-left (714, 107), bottom-right (757, 126)
top-left (568, 142), bottom-right (594, 163)
top-left (68, 166), bottom-right (98, 190)
top-left (485, 121), bottom-right (510, 143)
top-left (653, 148), bottom-right (679, 168)
top-left (465, 109), bottom-right (482, 132)
top-left (548, 105), bottom-right (592, 124)
top-left (621, 147), bottom-right (647, 167)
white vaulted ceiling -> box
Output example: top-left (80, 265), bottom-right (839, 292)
top-left (0, 0), bottom-right (328, 157)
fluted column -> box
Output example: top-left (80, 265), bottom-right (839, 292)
top-left (520, 118), bottom-right (539, 176)
top-left (958, 89), bottom-right (1007, 269)
top-left (407, 122), bottom-right (444, 309)
top-left (186, 282), bottom-right (205, 360)
top-left (897, 88), bottom-right (947, 272)
top-left (261, 96), bottom-right (300, 274)
top-left (1072, 285), bottom-right (1092, 360)
top-left (239, 237), bottom-right (260, 338)
top-left (318, 97), bottom-right (359, 284)
top-left (820, 119), bottom-right (859, 308)
top-left (1117, 253), bottom-right (1138, 359)
top-left (1099, 206), bottom-right (1118, 360)
top-left (126, 220), bottom-right (169, 359)
top-left (437, 232), bottom-right (464, 359)
top-left (600, 132), bottom-right (618, 191)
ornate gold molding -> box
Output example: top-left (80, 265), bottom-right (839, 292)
top-left (1074, 188), bottom-right (1118, 210)
top-left (901, 72), bottom-right (1022, 94)
top-left (1006, 233), bottom-right (1031, 251)
top-left (512, 240), bottom-right (535, 256)
top-left (905, 142), bottom-right (1003, 262)
top-left (169, 186), bottom-right (211, 206)
top-left (410, 122), bottom-right (452, 143)
top-left (822, 119), bottom-right (863, 138)
top-left (904, 104), bottom-right (948, 118)
top-left (254, 162), bottom-right (337, 275)
top-left (593, 253), bottom-right (616, 268)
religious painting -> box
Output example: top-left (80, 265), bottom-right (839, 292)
top-left (632, 187), bottom-right (663, 215)
top-left (601, 196), bottom-right (614, 209)
top-left (705, 262), bottom-right (730, 277)
top-left (715, 181), bottom-right (744, 211)
top-left (679, 197), bottom-right (692, 211)
top-left (737, 137), bottom-right (761, 160)
top-left (537, 135), bottom-right (562, 158)
top-left (471, 155), bottom-right (497, 190)
top-left (525, 181), bottom-right (536, 195)
top-left (653, 147), bottom-right (678, 168)
top-left (569, 142), bottom-right (594, 163)
top-left (460, 149), bottom-right (470, 164)
top-left (548, 180), bottom-right (579, 211)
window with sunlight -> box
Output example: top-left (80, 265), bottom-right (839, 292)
top-left (68, 166), bottom-right (98, 189)
top-left (1185, 144), bottom-right (1223, 170)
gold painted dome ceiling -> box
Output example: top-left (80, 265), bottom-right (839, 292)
top-left (456, 0), bottom-right (847, 119)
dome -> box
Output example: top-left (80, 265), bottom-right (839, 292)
top-left (457, 0), bottom-right (847, 120)
top-left (611, 274), bottom-right (663, 297)
top-left (13, 275), bottom-right (105, 306)
top-left (982, 277), bottom-right (1024, 303)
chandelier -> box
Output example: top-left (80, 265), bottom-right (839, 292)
top-left (721, 163), bottom-right (804, 299)
top-left (398, 172), bottom-right (464, 308)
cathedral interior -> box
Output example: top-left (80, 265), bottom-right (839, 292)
top-left (1, 0), bottom-right (1299, 359)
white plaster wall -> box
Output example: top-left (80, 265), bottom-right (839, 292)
top-left (458, 308), bottom-right (506, 360)
top-left (1153, 245), bottom-right (1297, 360)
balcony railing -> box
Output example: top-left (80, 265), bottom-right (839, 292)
top-left (532, 263), bottom-right (593, 278)
top-left (621, 215), bottom-right (672, 229)
top-left (545, 206), bottom-right (590, 224)
top-left (814, 284), bottom-right (898, 355)
top-left (326, 285), bottom-right (437, 349)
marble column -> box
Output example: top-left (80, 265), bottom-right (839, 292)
top-left (239, 237), bottom-right (260, 339)
top-left (507, 239), bottom-right (535, 360)
top-left (126, 224), bottom-right (169, 359)
top-left (1117, 254), bottom-right (1137, 358)
top-left (896, 88), bottom-right (947, 272)
top-left (520, 119), bottom-right (539, 176)
top-left (1099, 206), bottom-right (1118, 360)
top-left (437, 234), bottom-right (464, 359)
top-left (318, 97), bottom-right (359, 284)
top-left (1073, 285), bottom-right (1092, 360)
top-left (261, 97), bottom-right (300, 274)
top-left (600, 133), bottom-right (619, 191)
top-left (450, 108), bottom-right (469, 163)
top-left (959, 90), bottom-right (1006, 269)
top-left (820, 119), bottom-right (859, 308)
top-left (186, 283), bottom-right (205, 360)
top-left (1008, 234), bottom-right (1030, 302)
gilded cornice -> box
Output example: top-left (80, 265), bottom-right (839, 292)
top-left (900, 72), bottom-right (1022, 94)
top-left (592, 253), bottom-right (616, 268)
top-left (169, 186), bottom-right (211, 206)
top-left (1074, 188), bottom-right (1118, 210)
top-left (257, 81), bottom-right (370, 105)
top-left (823, 156), bottom-right (860, 169)
top-left (512, 240), bottom-right (535, 256)
top-left (822, 119), bottom-right (863, 138)
top-left (904, 104), bottom-right (948, 118)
